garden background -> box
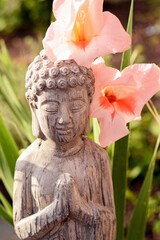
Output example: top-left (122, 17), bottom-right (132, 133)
top-left (0, 0), bottom-right (160, 239)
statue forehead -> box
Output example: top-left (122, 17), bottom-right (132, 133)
top-left (37, 85), bottom-right (88, 104)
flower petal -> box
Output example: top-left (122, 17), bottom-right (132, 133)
top-left (43, 0), bottom-right (130, 67)
top-left (98, 110), bottom-right (129, 147)
top-left (43, 21), bottom-right (70, 62)
top-left (90, 58), bottom-right (120, 120)
top-left (90, 62), bottom-right (160, 147)
top-left (53, 0), bottom-right (82, 26)
top-left (112, 64), bottom-right (160, 122)
top-left (94, 11), bottom-right (131, 55)
top-left (81, 0), bottom-right (104, 35)
top-left (43, 23), bottom-right (95, 67)
top-left (91, 58), bottom-right (120, 93)
top-left (53, 0), bottom-right (104, 31)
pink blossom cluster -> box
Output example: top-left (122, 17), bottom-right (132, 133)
top-left (43, 0), bottom-right (160, 147)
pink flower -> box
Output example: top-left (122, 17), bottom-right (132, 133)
top-left (43, 0), bottom-right (131, 67)
top-left (90, 58), bottom-right (160, 147)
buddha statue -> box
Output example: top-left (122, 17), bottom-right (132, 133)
top-left (13, 51), bottom-right (116, 240)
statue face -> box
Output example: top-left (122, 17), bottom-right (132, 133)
top-left (34, 85), bottom-right (89, 144)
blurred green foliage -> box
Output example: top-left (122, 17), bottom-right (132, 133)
top-left (0, 41), bottom-right (31, 225)
top-left (0, 0), bottom-right (53, 34)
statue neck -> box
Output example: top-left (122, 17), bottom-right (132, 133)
top-left (40, 137), bottom-right (84, 157)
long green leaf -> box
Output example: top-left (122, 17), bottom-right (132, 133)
top-left (0, 114), bottom-right (19, 177)
top-left (0, 192), bottom-right (12, 217)
top-left (0, 41), bottom-right (33, 144)
top-left (0, 148), bottom-right (13, 198)
top-left (0, 204), bottom-right (13, 225)
top-left (112, 1), bottom-right (134, 240)
top-left (112, 135), bottom-right (129, 240)
top-left (127, 135), bottom-right (160, 240)
top-left (0, 40), bottom-right (25, 92)
top-left (92, 118), bottom-right (100, 145)
top-left (0, 75), bottom-right (33, 143)
top-left (120, 0), bottom-right (134, 70)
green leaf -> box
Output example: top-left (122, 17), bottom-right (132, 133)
top-left (112, 1), bottom-right (134, 240)
top-left (0, 41), bottom-right (33, 144)
top-left (112, 135), bottom-right (129, 240)
top-left (0, 75), bottom-right (33, 143)
top-left (120, 0), bottom-right (134, 70)
top-left (0, 149), bottom-right (13, 198)
top-left (0, 204), bottom-right (13, 225)
top-left (127, 135), bottom-right (160, 240)
top-left (0, 114), bottom-right (19, 177)
top-left (0, 41), bottom-right (14, 70)
top-left (92, 118), bottom-right (100, 145)
top-left (0, 192), bottom-right (13, 217)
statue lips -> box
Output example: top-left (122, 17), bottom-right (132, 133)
top-left (56, 127), bottom-right (73, 135)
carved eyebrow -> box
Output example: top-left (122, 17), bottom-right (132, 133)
top-left (69, 96), bottom-right (86, 102)
top-left (40, 99), bottom-right (59, 106)
top-left (69, 91), bottom-right (86, 101)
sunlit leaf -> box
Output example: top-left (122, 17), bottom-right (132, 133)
top-left (92, 118), bottom-right (100, 145)
top-left (0, 204), bottom-right (13, 225)
top-left (0, 114), bottom-right (19, 177)
top-left (127, 135), bottom-right (160, 240)
top-left (112, 1), bottom-right (134, 240)
top-left (120, 0), bottom-right (134, 70)
top-left (0, 149), bottom-right (13, 198)
top-left (0, 192), bottom-right (12, 217)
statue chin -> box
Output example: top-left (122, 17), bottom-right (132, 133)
top-left (50, 128), bottom-right (75, 144)
top-left (56, 134), bottom-right (74, 143)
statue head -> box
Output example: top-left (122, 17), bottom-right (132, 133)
top-left (25, 50), bottom-right (95, 144)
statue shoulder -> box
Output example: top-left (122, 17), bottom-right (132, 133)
top-left (15, 139), bottom-right (41, 171)
top-left (84, 137), bottom-right (109, 161)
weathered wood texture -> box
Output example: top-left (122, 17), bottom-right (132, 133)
top-left (13, 55), bottom-right (116, 240)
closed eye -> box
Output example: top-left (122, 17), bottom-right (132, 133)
top-left (41, 102), bottom-right (59, 113)
top-left (70, 100), bottom-right (85, 112)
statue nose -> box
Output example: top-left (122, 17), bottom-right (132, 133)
top-left (58, 104), bottom-right (72, 125)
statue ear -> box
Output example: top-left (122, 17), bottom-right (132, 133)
top-left (30, 107), bottom-right (45, 139)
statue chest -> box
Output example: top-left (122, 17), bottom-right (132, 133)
top-left (30, 152), bottom-right (101, 212)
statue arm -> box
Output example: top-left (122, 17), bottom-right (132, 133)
top-left (68, 154), bottom-right (116, 239)
top-left (69, 177), bottom-right (116, 224)
top-left (97, 154), bottom-right (116, 239)
top-left (13, 168), bottom-right (69, 240)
